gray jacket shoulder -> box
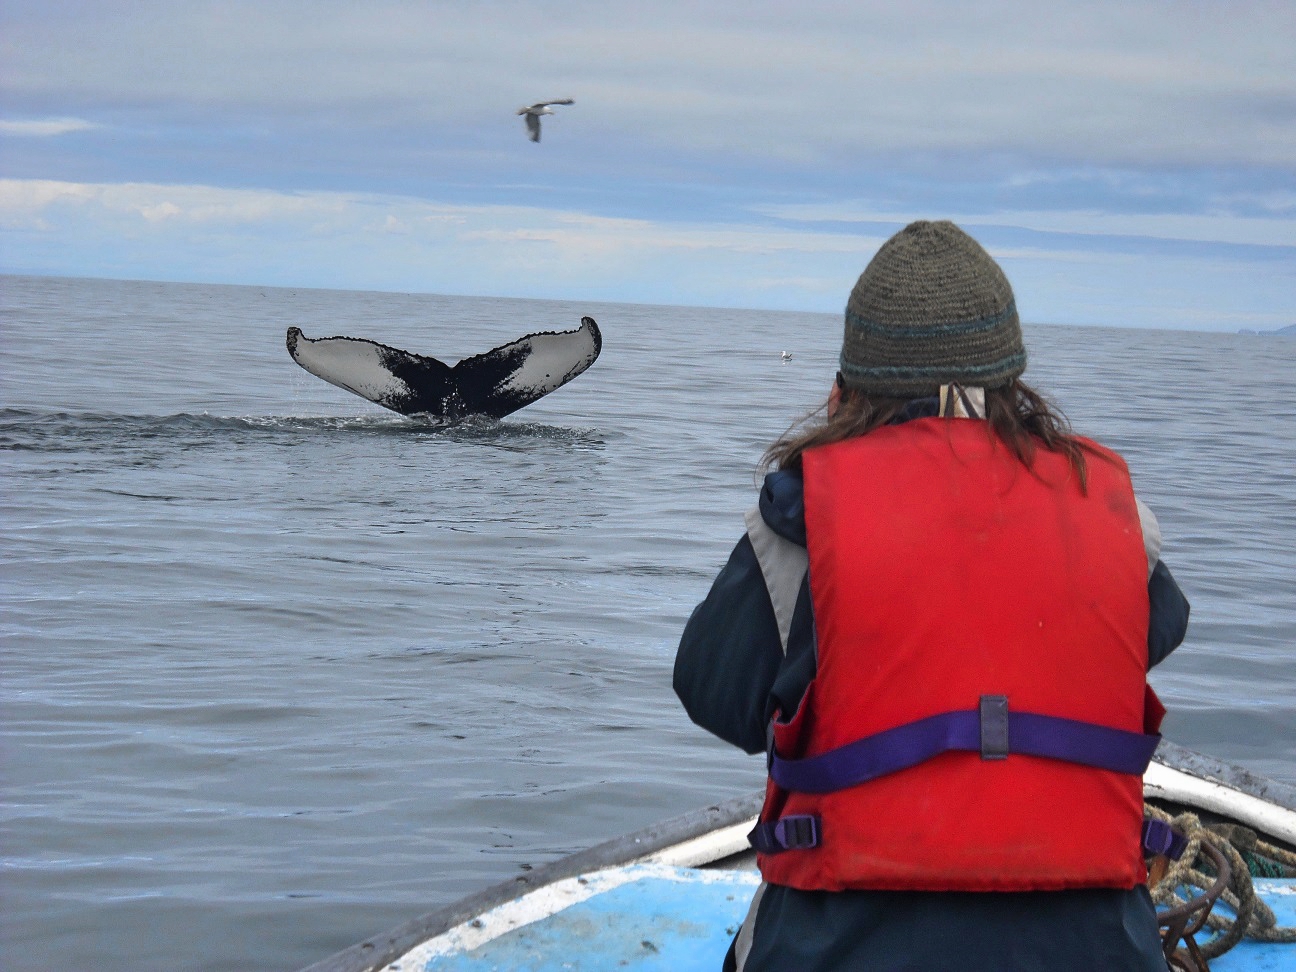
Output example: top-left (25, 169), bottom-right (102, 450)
top-left (743, 504), bottom-right (808, 654)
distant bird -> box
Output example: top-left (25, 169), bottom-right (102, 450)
top-left (517, 99), bottom-right (574, 142)
top-left (781, 350), bottom-right (793, 361)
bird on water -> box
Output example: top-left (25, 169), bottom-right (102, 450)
top-left (517, 99), bottom-right (574, 142)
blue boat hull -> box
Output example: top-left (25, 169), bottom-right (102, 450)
top-left (405, 864), bottom-right (758, 971)
top-left (301, 744), bottom-right (1296, 972)
top-left (389, 866), bottom-right (1296, 971)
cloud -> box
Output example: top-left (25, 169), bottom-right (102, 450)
top-left (2, 177), bottom-right (1293, 330)
top-left (462, 210), bottom-right (876, 258)
top-left (0, 177), bottom-right (883, 308)
top-left (0, 117), bottom-right (98, 137)
top-left (758, 204), bottom-right (1296, 249)
top-left (0, 3), bottom-right (1291, 333)
top-left (0, 179), bottom-right (346, 230)
top-left (2, 1), bottom-right (1294, 168)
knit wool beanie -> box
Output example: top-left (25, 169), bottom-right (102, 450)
top-left (840, 220), bottom-right (1026, 397)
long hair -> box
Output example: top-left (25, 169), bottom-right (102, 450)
top-left (762, 378), bottom-right (1096, 491)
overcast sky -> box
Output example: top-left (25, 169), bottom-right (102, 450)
top-left (2, 0), bottom-right (1293, 329)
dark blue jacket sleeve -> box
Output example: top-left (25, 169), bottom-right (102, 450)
top-left (673, 534), bottom-right (786, 754)
top-left (1147, 559), bottom-right (1189, 669)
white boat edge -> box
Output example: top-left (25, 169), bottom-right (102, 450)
top-left (1145, 760), bottom-right (1296, 847)
top-left (297, 741), bottom-right (1296, 972)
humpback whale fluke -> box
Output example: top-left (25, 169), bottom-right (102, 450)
top-left (516, 99), bottom-right (574, 142)
top-left (286, 317), bottom-right (601, 421)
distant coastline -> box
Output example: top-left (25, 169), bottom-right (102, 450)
top-left (1238, 323), bottom-right (1296, 336)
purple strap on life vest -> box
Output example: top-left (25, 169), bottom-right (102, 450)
top-left (1142, 818), bottom-right (1188, 860)
top-left (770, 697), bottom-right (1160, 795)
top-left (749, 815), bottom-right (821, 854)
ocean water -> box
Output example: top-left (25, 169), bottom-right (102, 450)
top-left (2, 274), bottom-right (1293, 972)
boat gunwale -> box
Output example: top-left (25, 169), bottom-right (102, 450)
top-left (1154, 741), bottom-right (1296, 812)
top-left (295, 742), bottom-right (1295, 972)
top-left (296, 793), bottom-right (765, 972)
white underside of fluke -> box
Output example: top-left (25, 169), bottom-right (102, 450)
top-left (291, 336), bottom-right (412, 403)
top-left (497, 325), bottom-right (600, 397)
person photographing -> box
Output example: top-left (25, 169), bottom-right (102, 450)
top-left (675, 220), bottom-right (1191, 971)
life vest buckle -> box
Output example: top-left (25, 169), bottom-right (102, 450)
top-left (979, 694), bottom-right (1010, 760)
top-left (1142, 818), bottom-right (1188, 860)
top-left (748, 814), bottom-right (822, 854)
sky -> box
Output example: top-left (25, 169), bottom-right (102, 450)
top-left (1, 0), bottom-right (1294, 330)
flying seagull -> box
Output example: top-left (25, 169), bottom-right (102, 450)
top-left (517, 99), bottom-right (574, 142)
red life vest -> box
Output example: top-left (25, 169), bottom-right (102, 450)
top-left (755, 418), bottom-right (1162, 892)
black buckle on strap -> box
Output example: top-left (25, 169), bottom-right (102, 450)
top-left (980, 694), bottom-right (1010, 760)
top-left (1142, 819), bottom-right (1189, 861)
top-left (748, 815), bottom-right (821, 854)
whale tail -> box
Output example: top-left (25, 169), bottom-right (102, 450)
top-left (286, 317), bottom-right (601, 420)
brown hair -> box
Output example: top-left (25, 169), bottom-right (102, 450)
top-left (762, 378), bottom-right (1097, 491)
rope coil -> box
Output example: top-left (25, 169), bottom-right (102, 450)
top-left (1145, 804), bottom-right (1296, 968)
